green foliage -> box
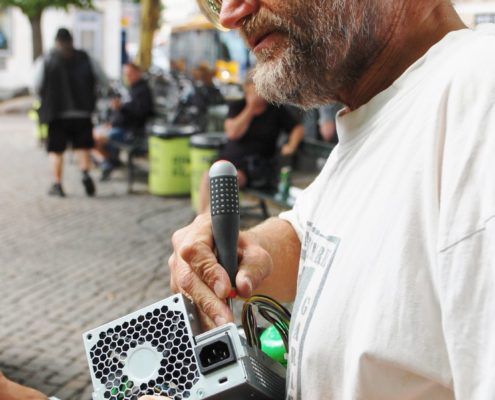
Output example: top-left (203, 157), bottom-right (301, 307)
top-left (0, 0), bottom-right (94, 17)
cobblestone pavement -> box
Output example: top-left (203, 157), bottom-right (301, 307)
top-left (0, 114), bottom-right (196, 399)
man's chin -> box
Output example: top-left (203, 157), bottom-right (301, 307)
top-left (252, 61), bottom-right (287, 103)
top-left (252, 60), bottom-right (309, 108)
top-left (253, 54), bottom-right (339, 109)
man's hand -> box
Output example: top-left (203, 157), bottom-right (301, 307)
top-left (281, 124), bottom-right (305, 156)
top-left (281, 142), bottom-right (297, 156)
top-left (169, 214), bottom-right (273, 329)
top-left (0, 372), bottom-right (48, 400)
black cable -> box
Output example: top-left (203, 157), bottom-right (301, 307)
top-left (241, 295), bottom-right (291, 352)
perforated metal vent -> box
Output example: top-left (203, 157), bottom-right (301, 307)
top-left (210, 176), bottom-right (239, 216)
top-left (247, 355), bottom-right (286, 397)
top-left (86, 301), bottom-right (200, 400)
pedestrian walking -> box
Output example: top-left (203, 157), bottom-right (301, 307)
top-left (34, 28), bottom-right (107, 197)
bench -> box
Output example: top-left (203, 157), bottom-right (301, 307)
top-left (108, 134), bottom-right (149, 194)
top-left (242, 138), bottom-right (335, 219)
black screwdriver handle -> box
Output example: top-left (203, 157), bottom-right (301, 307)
top-left (209, 161), bottom-right (240, 288)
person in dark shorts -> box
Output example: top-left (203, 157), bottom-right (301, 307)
top-left (34, 28), bottom-right (107, 197)
top-left (196, 76), bottom-right (304, 213)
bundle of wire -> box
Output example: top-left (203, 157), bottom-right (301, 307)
top-left (241, 295), bottom-right (291, 352)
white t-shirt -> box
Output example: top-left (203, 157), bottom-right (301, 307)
top-left (280, 25), bottom-right (495, 400)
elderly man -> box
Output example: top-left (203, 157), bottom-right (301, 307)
top-left (163, 0), bottom-right (494, 399)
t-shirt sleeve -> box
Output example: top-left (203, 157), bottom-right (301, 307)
top-left (437, 223), bottom-right (495, 399)
top-left (435, 32), bottom-right (495, 398)
top-left (227, 100), bottom-right (245, 119)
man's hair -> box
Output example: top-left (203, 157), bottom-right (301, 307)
top-left (55, 28), bottom-right (73, 44)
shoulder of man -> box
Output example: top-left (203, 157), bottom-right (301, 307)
top-left (449, 26), bottom-right (495, 88)
top-left (131, 79), bottom-right (152, 96)
top-left (43, 49), bottom-right (60, 65)
top-left (437, 26), bottom-right (495, 247)
top-left (74, 48), bottom-right (91, 61)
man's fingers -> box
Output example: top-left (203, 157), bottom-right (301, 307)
top-left (168, 254), bottom-right (179, 293)
top-left (236, 241), bottom-right (273, 298)
top-left (169, 236), bottom-right (233, 325)
top-left (174, 257), bottom-right (233, 326)
top-left (198, 308), bottom-right (218, 331)
top-left (181, 241), bottom-right (232, 299)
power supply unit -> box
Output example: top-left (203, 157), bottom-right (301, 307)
top-left (83, 294), bottom-right (286, 400)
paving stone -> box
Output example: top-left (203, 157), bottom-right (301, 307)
top-left (0, 114), bottom-right (272, 399)
top-left (0, 114), bottom-right (193, 399)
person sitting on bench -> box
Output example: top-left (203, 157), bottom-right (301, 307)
top-left (94, 62), bottom-right (154, 181)
top-left (197, 74), bottom-right (304, 214)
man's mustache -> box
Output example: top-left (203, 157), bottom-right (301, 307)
top-left (241, 8), bottom-right (289, 41)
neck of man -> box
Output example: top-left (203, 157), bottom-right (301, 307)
top-left (340, 1), bottom-right (466, 110)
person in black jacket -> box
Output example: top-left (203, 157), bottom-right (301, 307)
top-left (94, 62), bottom-right (154, 181)
top-left (34, 28), bottom-right (107, 197)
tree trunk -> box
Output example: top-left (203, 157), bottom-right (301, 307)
top-left (29, 13), bottom-right (43, 61)
top-left (137, 0), bottom-right (160, 71)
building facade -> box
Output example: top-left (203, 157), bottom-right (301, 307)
top-left (454, 0), bottom-right (495, 25)
top-left (0, 0), bottom-right (141, 90)
top-left (0, 0), bottom-right (494, 91)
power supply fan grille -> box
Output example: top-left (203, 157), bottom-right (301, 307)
top-left (88, 304), bottom-right (200, 400)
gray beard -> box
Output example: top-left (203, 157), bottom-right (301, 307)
top-left (251, 0), bottom-right (386, 109)
top-left (253, 44), bottom-right (344, 109)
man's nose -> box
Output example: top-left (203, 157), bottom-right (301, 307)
top-left (219, 0), bottom-right (259, 29)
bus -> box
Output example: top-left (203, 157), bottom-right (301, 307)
top-left (169, 14), bottom-right (253, 83)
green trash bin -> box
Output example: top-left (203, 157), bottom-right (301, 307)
top-left (189, 132), bottom-right (227, 212)
top-left (148, 124), bottom-right (199, 196)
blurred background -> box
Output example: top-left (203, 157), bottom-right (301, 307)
top-left (0, 0), bottom-right (253, 96)
top-left (0, 0), bottom-right (493, 96)
top-left (0, 1), bottom-right (494, 399)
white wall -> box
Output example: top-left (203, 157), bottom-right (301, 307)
top-left (0, 8), bottom-right (33, 89)
top-left (164, 0), bottom-right (199, 24)
top-left (0, 2), bottom-right (123, 90)
top-left (101, 0), bottom-right (123, 80)
top-left (454, 1), bottom-right (495, 26)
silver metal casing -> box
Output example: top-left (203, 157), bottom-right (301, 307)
top-left (83, 294), bottom-right (285, 400)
